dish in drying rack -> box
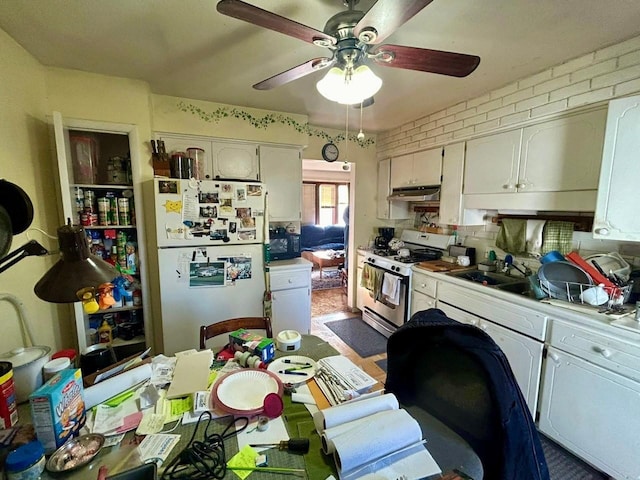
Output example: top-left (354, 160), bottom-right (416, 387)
top-left (537, 261), bottom-right (593, 301)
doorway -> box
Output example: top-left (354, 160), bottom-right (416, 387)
top-left (301, 159), bottom-right (354, 318)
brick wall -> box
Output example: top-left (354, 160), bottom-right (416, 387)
top-left (377, 35), bottom-right (640, 159)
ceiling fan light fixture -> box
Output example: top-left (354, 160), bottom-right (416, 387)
top-left (316, 65), bottom-right (382, 105)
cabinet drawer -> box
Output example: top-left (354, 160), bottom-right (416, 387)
top-left (549, 319), bottom-right (640, 382)
top-left (412, 271), bottom-right (437, 298)
top-left (438, 282), bottom-right (548, 340)
top-left (270, 270), bottom-right (310, 291)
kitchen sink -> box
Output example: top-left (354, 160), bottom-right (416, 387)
top-left (495, 281), bottom-right (538, 299)
top-left (446, 269), bottom-right (540, 299)
top-left (446, 270), bottom-right (519, 286)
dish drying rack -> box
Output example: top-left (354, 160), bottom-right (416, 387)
top-left (539, 279), bottom-right (631, 308)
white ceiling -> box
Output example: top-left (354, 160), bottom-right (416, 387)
top-left (2, 0), bottom-right (640, 132)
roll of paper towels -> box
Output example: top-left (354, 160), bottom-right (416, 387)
top-left (276, 330), bottom-right (301, 352)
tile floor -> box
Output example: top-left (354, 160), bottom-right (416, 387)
top-left (311, 287), bottom-right (387, 387)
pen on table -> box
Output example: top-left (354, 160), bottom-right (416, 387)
top-left (283, 359), bottom-right (312, 366)
top-left (279, 370), bottom-right (308, 376)
top-left (284, 365), bottom-right (312, 371)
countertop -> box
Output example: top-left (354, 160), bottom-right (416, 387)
top-left (413, 266), bottom-right (640, 342)
top-left (268, 257), bottom-right (313, 269)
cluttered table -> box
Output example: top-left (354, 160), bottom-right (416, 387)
top-left (7, 334), bottom-right (482, 480)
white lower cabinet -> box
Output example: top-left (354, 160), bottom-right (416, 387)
top-left (410, 269), bottom-right (437, 318)
top-left (269, 260), bottom-right (312, 334)
top-left (538, 320), bottom-right (640, 479)
top-left (437, 303), bottom-right (543, 416)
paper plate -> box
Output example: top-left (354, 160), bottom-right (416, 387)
top-left (267, 355), bottom-right (317, 384)
top-left (211, 369), bottom-right (283, 416)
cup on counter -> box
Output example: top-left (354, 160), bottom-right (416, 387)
top-left (457, 255), bottom-right (471, 267)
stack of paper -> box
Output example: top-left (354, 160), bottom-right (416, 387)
top-left (314, 393), bottom-right (441, 480)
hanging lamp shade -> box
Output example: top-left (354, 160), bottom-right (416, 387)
top-left (316, 65), bottom-right (382, 105)
top-left (34, 223), bottom-right (117, 303)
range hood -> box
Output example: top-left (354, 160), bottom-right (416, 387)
top-left (387, 185), bottom-right (440, 202)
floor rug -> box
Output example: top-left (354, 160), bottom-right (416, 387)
top-left (311, 268), bottom-right (343, 290)
top-left (324, 317), bottom-right (387, 357)
top-left (539, 434), bottom-right (608, 479)
top-left (375, 358), bottom-right (388, 373)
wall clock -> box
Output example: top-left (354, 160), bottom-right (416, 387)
top-left (322, 143), bottom-right (339, 162)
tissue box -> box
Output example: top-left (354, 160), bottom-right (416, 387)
top-left (228, 329), bottom-right (275, 363)
top-left (29, 368), bottom-right (86, 453)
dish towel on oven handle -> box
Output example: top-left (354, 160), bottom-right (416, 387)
top-left (361, 263), bottom-right (384, 301)
top-left (381, 273), bottom-right (401, 305)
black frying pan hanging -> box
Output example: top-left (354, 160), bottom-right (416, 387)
top-left (0, 179), bottom-right (35, 258)
top-left (0, 206), bottom-right (11, 258)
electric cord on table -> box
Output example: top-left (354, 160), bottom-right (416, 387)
top-left (161, 412), bottom-right (249, 480)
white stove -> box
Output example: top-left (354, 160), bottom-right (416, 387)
top-left (362, 230), bottom-right (454, 274)
top-left (359, 230), bottom-right (455, 337)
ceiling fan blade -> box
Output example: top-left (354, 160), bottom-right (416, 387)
top-left (253, 58), bottom-right (335, 90)
top-left (217, 0), bottom-right (336, 46)
top-left (354, 0), bottom-right (434, 45)
top-left (372, 44), bottom-right (480, 77)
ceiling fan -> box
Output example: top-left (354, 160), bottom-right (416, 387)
top-left (216, 0), bottom-right (481, 101)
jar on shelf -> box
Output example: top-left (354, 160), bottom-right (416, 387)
top-left (70, 135), bottom-right (98, 184)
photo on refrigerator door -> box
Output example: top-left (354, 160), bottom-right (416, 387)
top-left (218, 256), bottom-right (253, 283)
top-left (189, 261), bottom-right (226, 287)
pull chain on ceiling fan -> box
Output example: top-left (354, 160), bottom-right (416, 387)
top-left (216, 0), bottom-right (481, 104)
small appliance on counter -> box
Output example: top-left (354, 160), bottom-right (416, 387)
top-left (374, 227), bottom-right (395, 249)
top-left (448, 245), bottom-right (476, 266)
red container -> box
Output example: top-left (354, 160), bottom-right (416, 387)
top-left (0, 361), bottom-right (18, 428)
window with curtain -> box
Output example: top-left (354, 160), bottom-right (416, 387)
top-left (302, 182), bottom-right (349, 225)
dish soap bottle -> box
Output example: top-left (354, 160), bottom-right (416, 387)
top-left (98, 319), bottom-right (112, 344)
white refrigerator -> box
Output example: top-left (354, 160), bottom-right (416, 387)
top-left (153, 178), bottom-right (266, 355)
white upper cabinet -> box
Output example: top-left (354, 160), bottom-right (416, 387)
top-left (465, 109), bottom-right (605, 194)
top-left (519, 109), bottom-right (606, 192)
top-left (463, 108), bottom-right (606, 211)
top-left (259, 145), bottom-right (302, 222)
top-left (377, 158), bottom-right (409, 219)
top-left (464, 129), bottom-right (523, 194)
top-left (390, 147), bottom-right (442, 189)
top-left (438, 142), bottom-right (484, 226)
top-left (593, 95), bottom-right (640, 241)
top-left (158, 133), bottom-right (259, 181)
top-left (211, 141), bottom-right (259, 181)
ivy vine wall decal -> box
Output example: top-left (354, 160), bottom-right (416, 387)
top-left (178, 101), bottom-right (375, 148)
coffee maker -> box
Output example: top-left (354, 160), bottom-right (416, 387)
top-left (374, 227), bottom-right (395, 249)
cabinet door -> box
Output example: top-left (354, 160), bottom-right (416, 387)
top-left (377, 159), bottom-right (409, 219)
top-left (520, 109), bottom-right (606, 192)
top-left (412, 148), bottom-right (442, 186)
top-left (259, 145), bottom-right (301, 221)
top-left (390, 153), bottom-right (414, 188)
top-left (211, 142), bottom-right (259, 181)
top-left (437, 303), bottom-right (542, 416)
top-left (439, 143), bottom-right (464, 225)
top-left (356, 267), bottom-right (365, 310)
top-left (272, 287), bottom-right (311, 334)
top-left (594, 95), bottom-right (640, 241)
top-left (410, 291), bottom-right (436, 317)
top-left (539, 347), bottom-right (640, 479)
top-left (464, 129), bottom-right (522, 194)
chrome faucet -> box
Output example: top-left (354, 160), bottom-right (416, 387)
top-left (503, 254), bottom-right (533, 277)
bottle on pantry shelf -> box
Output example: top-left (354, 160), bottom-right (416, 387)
top-left (98, 320), bottom-right (112, 344)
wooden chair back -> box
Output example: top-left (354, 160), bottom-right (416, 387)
top-left (199, 316), bottom-right (273, 350)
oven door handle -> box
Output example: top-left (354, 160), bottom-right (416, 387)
top-left (363, 262), bottom-right (409, 284)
